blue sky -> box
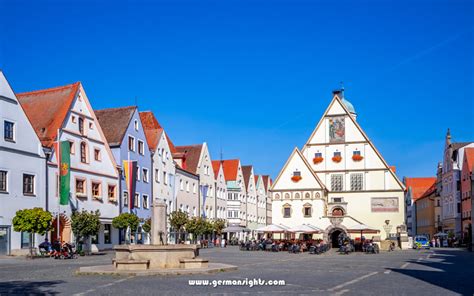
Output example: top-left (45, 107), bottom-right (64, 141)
top-left (1, 0), bottom-right (473, 180)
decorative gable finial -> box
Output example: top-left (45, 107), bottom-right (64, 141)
top-left (340, 81), bottom-right (344, 99)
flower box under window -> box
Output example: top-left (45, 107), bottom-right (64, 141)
top-left (332, 155), bottom-right (342, 163)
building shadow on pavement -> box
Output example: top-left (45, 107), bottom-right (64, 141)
top-left (0, 280), bottom-right (63, 295)
top-left (389, 250), bottom-right (474, 295)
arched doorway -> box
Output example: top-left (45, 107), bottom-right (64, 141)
top-left (51, 214), bottom-right (72, 243)
top-left (330, 229), bottom-right (342, 248)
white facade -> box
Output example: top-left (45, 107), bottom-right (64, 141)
top-left (0, 71), bottom-right (46, 255)
top-left (255, 175), bottom-right (267, 229)
top-left (212, 161), bottom-right (227, 220)
top-left (243, 166), bottom-right (258, 237)
top-left (152, 131), bottom-right (176, 213)
top-left (223, 160), bottom-right (246, 236)
top-left (197, 143), bottom-right (215, 219)
top-left (272, 92), bottom-right (405, 245)
top-left (175, 167), bottom-right (199, 218)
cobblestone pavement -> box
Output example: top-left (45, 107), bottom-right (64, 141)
top-left (0, 247), bottom-right (473, 295)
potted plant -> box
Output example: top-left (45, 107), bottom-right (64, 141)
top-left (352, 154), bottom-right (363, 161)
top-left (291, 175), bottom-right (302, 182)
top-left (313, 156), bottom-right (324, 164)
top-left (332, 155), bottom-right (342, 163)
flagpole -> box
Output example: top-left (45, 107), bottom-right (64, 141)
top-left (57, 128), bottom-right (61, 241)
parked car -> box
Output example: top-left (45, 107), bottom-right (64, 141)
top-left (413, 236), bottom-right (430, 249)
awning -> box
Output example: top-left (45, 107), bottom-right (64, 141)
top-left (223, 225), bottom-right (251, 233)
top-left (256, 224), bottom-right (292, 233)
top-left (288, 224), bottom-right (323, 234)
top-left (346, 223), bottom-right (379, 235)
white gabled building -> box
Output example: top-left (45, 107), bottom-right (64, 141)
top-left (140, 111), bottom-right (176, 213)
top-left (271, 90), bottom-right (405, 247)
top-left (221, 159), bottom-right (248, 240)
top-left (17, 82), bottom-right (120, 250)
top-left (242, 165), bottom-right (258, 237)
top-left (212, 161), bottom-right (227, 220)
top-left (174, 143), bottom-right (215, 219)
top-left (255, 175), bottom-right (268, 231)
top-left (0, 71), bottom-right (47, 255)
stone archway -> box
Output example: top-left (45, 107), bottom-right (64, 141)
top-left (324, 223), bottom-right (349, 248)
top-left (51, 214), bottom-right (72, 243)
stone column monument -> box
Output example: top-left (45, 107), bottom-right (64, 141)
top-left (151, 200), bottom-right (168, 245)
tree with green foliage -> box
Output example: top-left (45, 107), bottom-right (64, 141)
top-left (112, 213), bottom-right (140, 232)
top-left (212, 218), bottom-right (227, 236)
top-left (185, 217), bottom-right (209, 243)
top-left (142, 218), bottom-right (151, 233)
top-left (112, 213), bottom-right (140, 244)
top-left (169, 210), bottom-right (189, 243)
top-left (71, 210), bottom-right (101, 253)
top-left (12, 208), bottom-right (53, 257)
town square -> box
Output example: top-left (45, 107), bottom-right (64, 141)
top-left (1, 0), bottom-right (473, 295)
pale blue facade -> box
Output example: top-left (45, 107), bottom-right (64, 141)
top-left (107, 108), bottom-right (152, 243)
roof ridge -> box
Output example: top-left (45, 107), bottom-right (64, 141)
top-left (96, 105), bottom-right (137, 112)
top-left (17, 82), bottom-right (80, 96)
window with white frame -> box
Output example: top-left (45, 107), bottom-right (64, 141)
top-left (138, 140), bottom-right (144, 155)
top-left (134, 119), bottom-right (139, 131)
top-left (180, 179), bottom-right (183, 190)
top-left (155, 169), bottom-right (160, 183)
top-left (350, 173), bottom-right (363, 191)
top-left (123, 191), bottom-right (129, 206)
top-left (0, 170), bottom-right (7, 192)
top-left (23, 174), bottom-right (35, 195)
top-left (143, 194), bottom-right (149, 209)
top-left (4, 120), bottom-right (15, 142)
top-left (134, 193), bottom-right (140, 208)
top-left (143, 168), bottom-right (149, 183)
top-left (128, 136), bottom-right (135, 152)
top-left (331, 174), bottom-right (343, 192)
top-left (186, 181), bottom-right (189, 192)
top-left (136, 166), bottom-right (140, 181)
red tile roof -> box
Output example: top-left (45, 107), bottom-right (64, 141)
top-left (95, 106), bottom-right (136, 147)
top-left (221, 159), bottom-right (240, 181)
top-left (254, 175), bottom-right (259, 186)
top-left (405, 177), bottom-right (437, 201)
top-left (175, 145), bottom-right (203, 174)
top-left (17, 82), bottom-right (80, 147)
top-left (139, 111), bottom-right (175, 152)
top-left (464, 148), bottom-right (474, 172)
top-left (242, 165), bottom-right (253, 190)
top-left (211, 160), bottom-right (222, 179)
